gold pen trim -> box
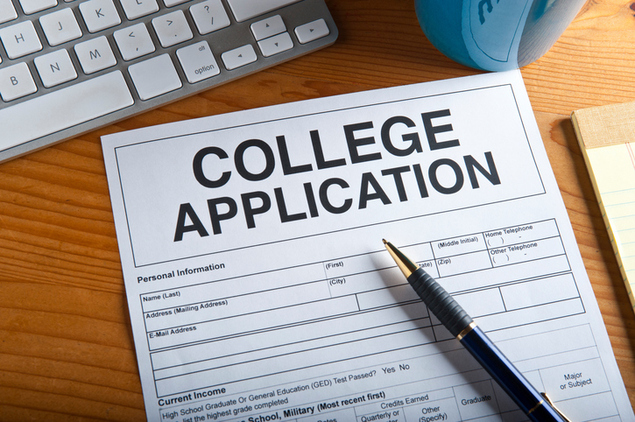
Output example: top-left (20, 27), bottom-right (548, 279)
top-left (526, 399), bottom-right (544, 415)
top-left (456, 321), bottom-right (477, 341)
top-left (383, 239), bottom-right (418, 278)
top-left (525, 394), bottom-right (571, 421)
top-left (541, 393), bottom-right (572, 421)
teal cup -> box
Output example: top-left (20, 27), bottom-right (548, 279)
top-left (415, 0), bottom-right (587, 71)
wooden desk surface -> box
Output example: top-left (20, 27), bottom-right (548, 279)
top-left (1, 0), bottom-right (634, 419)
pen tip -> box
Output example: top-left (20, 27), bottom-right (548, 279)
top-left (382, 239), bottom-right (417, 278)
top-left (382, 239), bottom-right (387, 244)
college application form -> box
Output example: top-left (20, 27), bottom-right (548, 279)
top-left (101, 70), bottom-right (634, 422)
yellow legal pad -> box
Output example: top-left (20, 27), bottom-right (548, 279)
top-left (572, 101), bottom-right (635, 311)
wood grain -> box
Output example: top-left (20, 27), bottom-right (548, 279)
top-left (1, 0), bottom-right (634, 419)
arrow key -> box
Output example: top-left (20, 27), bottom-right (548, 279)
top-left (251, 15), bottom-right (285, 41)
top-left (295, 18), bottom-right (329, 44)
top-left (221, 44), bottom-right (257, 70)
top-left (257, 32), bottom-right (292, 57)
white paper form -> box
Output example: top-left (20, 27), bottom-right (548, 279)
top-left (102, 70), bottom-right (634, 422)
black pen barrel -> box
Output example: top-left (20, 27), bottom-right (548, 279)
top-left (407, 268), bottom-right (473, 337)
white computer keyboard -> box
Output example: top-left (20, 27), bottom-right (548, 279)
top-left (0, 0), bottom-right (337, 161)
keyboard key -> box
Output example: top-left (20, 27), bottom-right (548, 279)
top-left (226, 0), bottom-right (299, 22)
top-left (120, 0), bottom-right (158, 20)
top-left (162, 0), bottom-right (187, 7)
top-left (19, 0), bottom-right (56, 14)
top-left (221, 44), bottom-right (256, 70)
top-left (0, 0), bottom-right (18, 24)
top-left (128, 54), bottom-right (181, 100)
top-left (39, 8), bottom-right (82, 46)
top-left (189, 0), bottom-right (229, 35)
top-left (257, 32), bottom-right (292, 57)
top-left (114, 22), bottom-right (155, 60)
top-left (0, 62), bottom-right (37, 101)
top-left (79, 0), bottom-right (121, 32)
top-left (295, 18), bottom-right (329, 44)
top-left (251, 15), bottom-right (285, 41)
top-left (176, 40), bottom-right (219, 83)
top-left (152, 10), bottom-right (193, 48)
top-left (0, 71), bottom-right (133, 152)
top-left (0, 20), bottom-right (42, 59)
top-left (34, 48), bottom-right (77, 87)
top-left (74, 35), bottom-right (116, 73)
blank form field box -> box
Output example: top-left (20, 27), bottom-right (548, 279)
top-left (500, 274), bottom-right (579, 310)
top-left (454, 288), bottom-right (505, 318)
top-left (357, 284), bottom-right (419, 309)
top-left (494, 325), bottom-right (596, 364)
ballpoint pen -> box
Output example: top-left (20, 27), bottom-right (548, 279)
top-left (383, 239), bottom-right (571, 422)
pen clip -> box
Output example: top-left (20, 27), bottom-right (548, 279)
top-left (541, 392), bottom-right (572, 422)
